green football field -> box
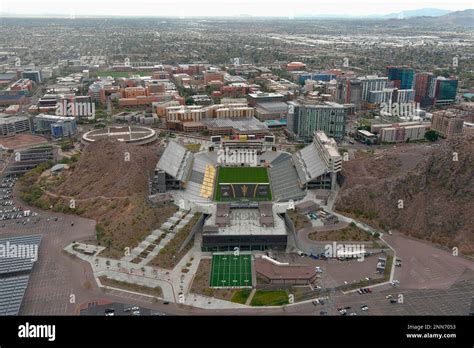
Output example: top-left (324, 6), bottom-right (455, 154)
top-left (217, 166), bottom-right (269, 184)
top-left (214, 166), bottom-right (272, 201)
top-left (210, 254), bottom-right (253, 288)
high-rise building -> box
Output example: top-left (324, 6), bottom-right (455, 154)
top-left (434, 77), bottom-right (458, 106)
top-left (368, 88), bottom-right (395, 105)
top-left (342, 79), bottom-right (362, 106)
top-left (21, 70), bottom-right (42, 84)
top-left (394, 89), bottom-right (416, 104)
top-left (387, 66), bottom-right (414, 90)
top-left (414, 72), bottom-right (436, 107)
top-left (431, 111), bottom-right (463, 138)
top-left (360, 75), bottom-right (388, 101)
top-left (287, 101), bottom-right (347, 141)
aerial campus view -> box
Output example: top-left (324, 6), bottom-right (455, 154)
top-left (0, 0), bottom-right (473, 346)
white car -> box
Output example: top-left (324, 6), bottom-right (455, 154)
top-left (361, 305), bottom-right (368, 311)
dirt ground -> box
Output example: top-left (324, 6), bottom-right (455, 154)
top-left (0, 134), bottom-right (49, 150)
top-left (189, 259), bottom-right (236, 301)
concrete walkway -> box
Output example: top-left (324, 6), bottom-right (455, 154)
top-left (245, 289), bottom-right (257, 305)
top-left (120, 209), bottom-right (189, 264)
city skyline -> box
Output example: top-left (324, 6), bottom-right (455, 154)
top-left (1, 0), bottom-right (472, 18)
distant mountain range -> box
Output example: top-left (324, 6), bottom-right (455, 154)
top-left (386, 9), bottom-right (474, 28)
top-left (0, 8), bottom-right (472, 23)
top-left (379, 8), bottom-right (452, 18)
top-left (293, 8), bottom-right (463, 19)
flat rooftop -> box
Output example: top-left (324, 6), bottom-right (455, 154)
top-left (203, 117), bottom-right (268, 132)
top-left (205, 208), bottom-right (287, 236)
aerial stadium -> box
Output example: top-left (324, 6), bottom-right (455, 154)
top-left (153, 131), bottom-right (342, 252)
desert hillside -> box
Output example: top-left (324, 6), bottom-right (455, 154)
top-left (20, 139), bottom-right (177, 259)
top-left (336, 135), bottom-right (474, 255)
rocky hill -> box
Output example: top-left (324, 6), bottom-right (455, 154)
top-left (21, 139), bottom-right (178, 259)
top-left (54, 138), bottom-right (157, 198)
top-left (336, 135), bottom-right (474, 255)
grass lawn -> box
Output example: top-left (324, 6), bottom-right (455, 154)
top-left (250, 290), bottom-right (289, 306)
top-left (231, 289), bottom-right (252, 304)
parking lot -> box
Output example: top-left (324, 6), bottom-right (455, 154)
top-left (0, 174), bottom-right (97, 315)
top-left (79, 301), bottom-right (167, 316)
top-left (0, 177), bottom-right (38, 228)
top-left (331, 273), bottom-right (474, 316)
top-left (0, 175), bottom-right (195, 316)
top-left (383, 232), bottom-right (474, 290)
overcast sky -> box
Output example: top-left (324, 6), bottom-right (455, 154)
top-left (0, 0), bottom-right (472, 17)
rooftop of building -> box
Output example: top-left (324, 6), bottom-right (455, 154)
top-left (205, 207), bottom-right (286, 236)
top-left (202, 117), bottom-right (268, 132)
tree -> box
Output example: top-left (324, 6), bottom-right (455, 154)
top-left (425, 130), bottom-right (439, 142)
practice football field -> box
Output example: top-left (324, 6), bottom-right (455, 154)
top-left (210, 253), bottom-right (253, 288)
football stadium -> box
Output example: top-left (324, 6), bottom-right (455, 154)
top-left (153, 131), bottom-right (342, 253)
